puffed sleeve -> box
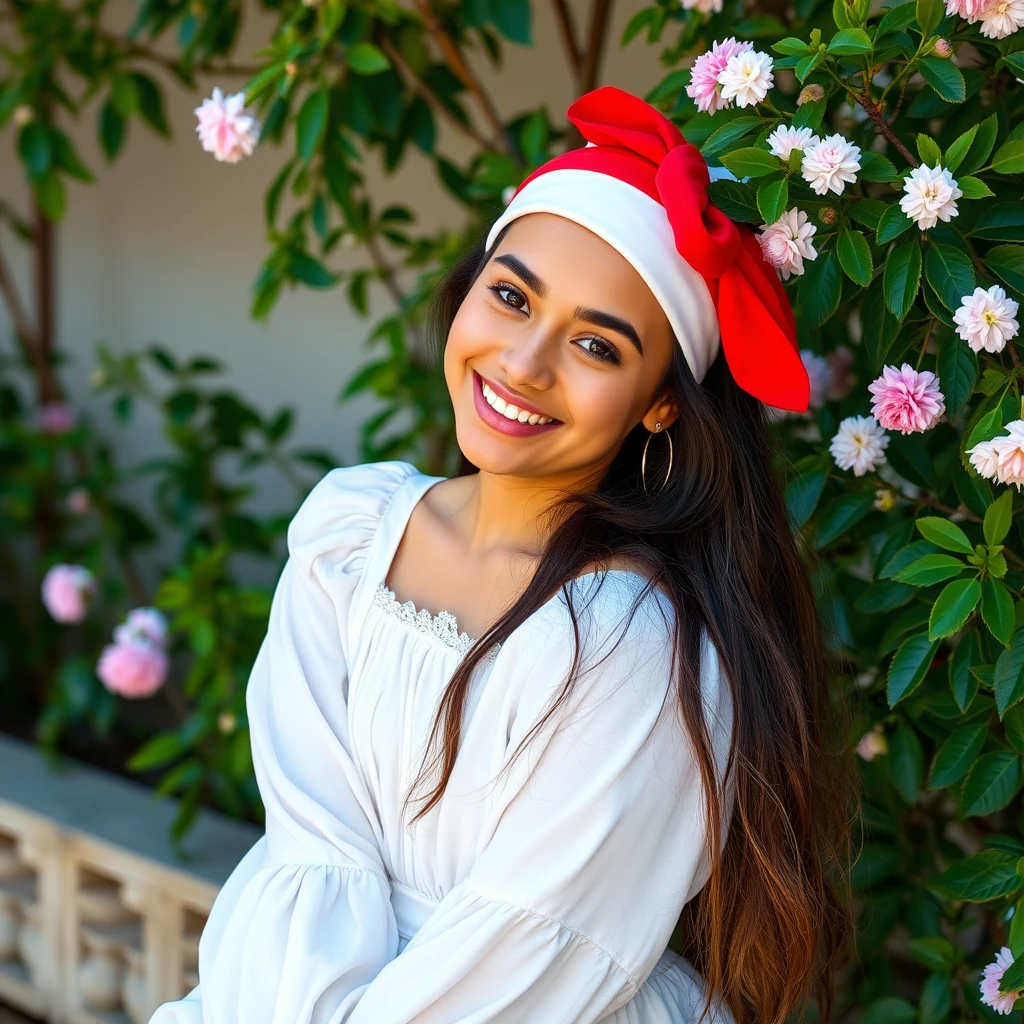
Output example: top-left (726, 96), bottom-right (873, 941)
top-left (344, 572), bottom-right (736, 1023)
top-left (149, 460), bottom-right (418, 1024)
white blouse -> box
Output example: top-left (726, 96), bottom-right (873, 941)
top-left (149, 460), bottom-right (736, 1024)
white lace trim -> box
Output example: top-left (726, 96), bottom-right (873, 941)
top-left (373, 581), bottom-right (500, 660)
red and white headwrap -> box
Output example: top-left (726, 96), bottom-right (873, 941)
top-left (485, 86), bottom-right (810, 413)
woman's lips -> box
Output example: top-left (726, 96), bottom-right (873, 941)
top-left (471, 370), bottom-right (563, 438)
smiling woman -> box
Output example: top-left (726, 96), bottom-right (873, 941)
top-left (150, 86), bottom-right (852, 1024)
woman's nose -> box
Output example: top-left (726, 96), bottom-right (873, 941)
top-left (496, 326), bottom-right (557, 392)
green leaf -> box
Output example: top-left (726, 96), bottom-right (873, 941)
top-left (785, 467), bottom-right (827, 528)
top-left (959, 113), bottom-right (999, 175)
top-left (18, 122), bottom-right (51, 178)
top-left (960, 751), bottom-right (1024, 815)
top-left (1001, 955), bottom-right (1024, 994)
top-left (859, 150), bottom-right (898, 182)
top-left (757, 178), bottom-right (789, 225)
top-left (772, 36), bottom-right (812, 55)
top-left (936, 332), bottom-right (977, 422)
top-left (917, 0), bottom-right (943, 35)
top-left (929, 577), bottom-right (981, 640)
top-left (877, 204), bottom-right (913, 245)
top-left (99, 100), bottom-right (125, 160)
top-left (795, 51), bottom-right (827, 82)
top-left (287, 250), bottom-right (336, 288)
top-left (888, 632), bottom-right (940, 705)
top-left (837, 228), bottom-right (873, 285)
top-left (950, 631), bottom-right (981, 711)
top-left (983, 578), bottom-right (1016, 647)
top-left (917, 133), bottom-right (943, 167)
top-left (929, 722), bottom-right (988, 788)
top-left (489, 0), bottom-right (532, 44)
top-left (296, 90), bottom-right (329, 161)
top-left (881, 538), bottom-right (942, 580)
top-left (974, 203), bottom-right (1024, 242)
top-left (944, 123), bottom-right (978, 173)
top-left (930, 849), bottom-right (1021, 900)
top-left (986, 490), bottom-right (1014, 546)
top-left (860, 998), bottom-right (916, 1024)
top-left (828, 27), bottom-right (873, 54)
top-left (346, 42), bottom-right (391, 74)
top-left (884, 240), bottom-right (922, 320)
top-left (878, 2), bottom-right (920, 37)
top-left (892, 554), bottom-right (965, 586)
top-left (798, 251), bottom-right (842, 329)
top-left (958, 175), bottom-right (995, 199)
top-left (918, 56), bottom-right (966, 102)
top-left (720, 147), bottom-right (781, 179)
top-left (919, 971), bottom-right (952, 1024)
top-left (916, 516), bottom-right (975, 554)
top-left (701, 117), bottom-right (762, 158)
top-left (34, 173), bottom-right (66, 223)
top-left (986, 244), bottom-right (1024, 292)
top-left (888, 723), bottom-right (924, 804)
top-left (992, 139), bottom-right (1024, 176)
top-left (814, 490), bottom-right (876, 548)
top-left (707, 179), bottom-right (760, 223)
top-left (996, 629), bottom-right (1024, 715)
top-left (909, 937), bottom-right (959, 971)
top-left (924, 244), bottom-right (975, 311)
top-left (127, 732), bottom-right (187, 771)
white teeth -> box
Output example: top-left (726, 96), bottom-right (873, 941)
top-left (481, 380), bottom-right (555, 425)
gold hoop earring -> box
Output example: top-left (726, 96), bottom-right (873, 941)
top-left (641, 422), bottom-right (673, 494)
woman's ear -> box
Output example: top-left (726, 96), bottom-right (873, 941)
top-left (642, 391), bottom-right (679, 432)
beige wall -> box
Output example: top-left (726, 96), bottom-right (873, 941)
top-left (0, 0), bottom-right (655, 479)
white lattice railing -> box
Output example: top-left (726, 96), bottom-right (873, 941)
top-left (0, 733), bottom-right (261, 1023)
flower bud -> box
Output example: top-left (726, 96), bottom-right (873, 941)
top-left (285, 61), bottom-right (298, 76)
top-left (819, 206), bottom-right (837, 225)
top-left (218, 711), bottom-right (237, 734)
top-left (873, 487), bottom-right (897, 512)
top-left (13, 105), bottom-right (34, 126)
top-left (933, 38), bottom-right (952, 58)
top-left (797, 83), bottom-right (824, 106)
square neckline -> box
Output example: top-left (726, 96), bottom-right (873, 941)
top-left (369, 465), bottom-right (653, 656)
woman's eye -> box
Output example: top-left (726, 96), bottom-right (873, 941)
top-left (488, 282), bottom-right (528, 312)
top-left (575, 336), bottom-right (621, 365)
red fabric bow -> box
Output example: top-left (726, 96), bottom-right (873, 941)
top-left (513, 86), bottom-right (809, 413)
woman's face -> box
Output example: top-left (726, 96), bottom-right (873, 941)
top-left (444, 213), bottom-right (680, 483)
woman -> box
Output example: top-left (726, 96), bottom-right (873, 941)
top-left (151, 86), bottom-right (851, 1024)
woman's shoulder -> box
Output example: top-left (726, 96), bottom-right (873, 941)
top-left (286, 459), bottom-right (422, 566)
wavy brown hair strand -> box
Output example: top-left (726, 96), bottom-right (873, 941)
top-left (405, 225), bottom-right (855, 1024)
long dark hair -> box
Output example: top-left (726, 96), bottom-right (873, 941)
top-left (408, 222), bottom-right (854, 1024)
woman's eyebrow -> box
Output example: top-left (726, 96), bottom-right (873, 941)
top-left (492, 253), bottom-right (644, 356)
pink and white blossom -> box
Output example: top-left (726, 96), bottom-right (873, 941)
top-left (194, 87), bottom-right (261, 163)
top-left (971, 420), bottom-right (1024, 490)
top-left (41, 564), bottom-right (97, 623)
top-left (899, 164), bottom-right (962, 230)
top-left (114, 607), bottom-right (170, 650)
top-left (856, 725), bottom-right (887, 761)
top-left (767, 124), bottom-right (817, 161)
top-left (980, 0), bottom-right (1024, 37)
top-left (980, 946), bottom-right (1020, 1015)
top-left (36, 402), bottom-right (76, 435)
top-left (968, 437), bottom-right (1001, 480)
top-left (97, 639), bottom-right (168, 699)
top-left (680, 0), bottom-right (723, 12)
top-left (954, 285), bottom-right (1020, 353)
top-left (830, 415), bottom-right (890, 476)
top-left (867, 363), bottom-right (946, 434)
top-left (717, 50), bottom-right (775, 108)
top-left (686, 38), bottom-right (753, 114)
top-left (945, 0), bottom-right (988, 18)
top-left (758, 208), bottom-right (818, 280)
top-left (801, 133), bottom-right (861, 196)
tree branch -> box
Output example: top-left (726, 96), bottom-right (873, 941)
top-left (378, 35), bottom-right (496, 152)
top-left (580, 0), bottom-right (614, 94)
top-left (412, 0), bottom-right (510, 155)
top-left (552, 0), bottom-right (583, 80)
top-left (855, 91), bottom-right (917, 167)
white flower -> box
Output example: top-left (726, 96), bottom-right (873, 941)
top-left (767, 124), bottom-right (817, 161)
top-left (830, 415), bottom-right (890, 476)
top-left (899, 164), bottom-right (962, 230)
top-left (193, 87), bottom-right (261, 163)
top-left (801, 133), bottom-right (862, 196)
top-left (954, 285), bottom-right (1020, 353)
top-left (681, 0), bottom-right (723, 11)
top-left (968, 438), bottom-right (1000, 479)
top-left (717, 50), bottom-right (775, 108)
top-left (980, 0), bottom-right (1024, 37)
top-left (757, 208), bottom-right (818, 280)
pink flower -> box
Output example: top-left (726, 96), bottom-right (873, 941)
top-left (980, 946), bottom-right (1020, 1015)
top-left (945, 0), bottom-right (988, 17)
top-left (801, 133), bottom-right (862, 196)
top-left (65, 488), bottom-right (91, 515)
top-left (867, 363), bottom-right (946, 434)
top-left (686, 38), bottom-right (753, 114)
top-left (193, 87), bottom-right (261, 163)
top-left (758, 208), bottom-right (818, 280)
top-left (41, 564), bottom-right (97, 623)
top-left (36, 403), bottom-right (76, 435)
top-left (97, 639), bottom-right (168, 698)
top-left (994, 421), bottom-right (1024, 489)
top-left (114, 607), bottom-right (169, 649)
top-left (856, 725), bottom-right (887, 761)
top-left (969, 437), bottom-right (1001, 480)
